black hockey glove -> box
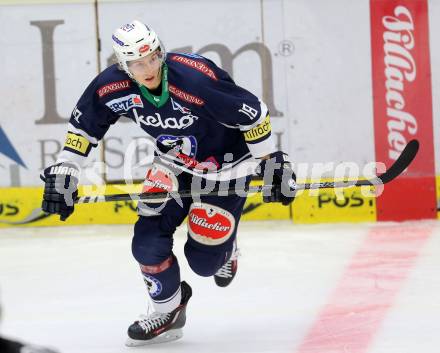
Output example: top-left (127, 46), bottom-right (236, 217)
top-left (257, 151), bottom-right (297, 206)
top-left (40, 162), bottom-right (80, 221)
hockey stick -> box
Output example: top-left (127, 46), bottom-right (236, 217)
top-left (76, 139), bottom-right (419, 204)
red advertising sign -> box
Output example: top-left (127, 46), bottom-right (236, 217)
top-left (370, 0), bottom-right (436, 220)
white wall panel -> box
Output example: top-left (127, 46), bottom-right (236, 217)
top-left (0, 0), bottom-right (438, 186)
top-left (279, 0), bottom-right (375, 172)
top-left (0, 2), bottom-right (98, 186)
top-left (260, 0), bottom-right (291, 154)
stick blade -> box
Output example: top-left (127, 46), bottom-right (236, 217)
top-left (378, 139), bottom-right (419, 184)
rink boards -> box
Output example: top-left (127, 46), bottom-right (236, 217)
top-left (0, 0), bottom-right (440, 223)
top-left (1, 176), bottom-right (439, 227)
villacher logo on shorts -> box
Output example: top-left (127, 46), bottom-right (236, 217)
top-left (142, 164), bottom-right (179, 194)
top-left (188, 203), bottom-right (235, 246)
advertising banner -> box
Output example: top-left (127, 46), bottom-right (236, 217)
top-left (370, 0), bottom-right (437, 220)
top-left (1, 0), bottom-right (439, 224)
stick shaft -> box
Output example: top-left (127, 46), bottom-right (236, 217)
top-left (76, 139), bottom-right (419, 204)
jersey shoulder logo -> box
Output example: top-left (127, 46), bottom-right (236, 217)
top-left (169, 84), bottom-right (205, 106)
top-left (170, 54), bottom-right (218, 81)
top-left (105, 94), bottom-right (144, 113)
top-left (97, 80), bottom-right (131, 98)
top-left (175, 53), bottom-right (204, 59)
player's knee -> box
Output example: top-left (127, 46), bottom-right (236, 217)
top-left (185, 203), bottom-right (236, 276)
top-left (132, 237), bottom-right (170, 265)
top-left (184, 242), bottom-right (226, 277)
top-left (132, 217), bottom-right (172, 265)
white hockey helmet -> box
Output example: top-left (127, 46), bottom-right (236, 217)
top-left (112, 20), bottom-right (165, 76)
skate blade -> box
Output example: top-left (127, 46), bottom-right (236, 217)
top-left (125, 329), bottom-right (183, 347)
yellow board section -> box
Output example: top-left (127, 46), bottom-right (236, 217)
top-left (0, 181), bottom-right (289, 228)
top-left (240, 180), bottom-right (291, 221)
top-left (9, 177), bottom-right (428, 226)
top-left (292, 183), bottom-right (376, 224)
top-left (0, 184), bottom-right (141, 228)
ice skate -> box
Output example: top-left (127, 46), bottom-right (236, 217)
top-left (214, 240), bottom-right (239, 287)
top-left (126, 281), bottom-right (192, 347)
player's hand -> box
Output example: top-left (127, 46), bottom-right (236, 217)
top-left (40, 162), bottom-right (80, 221)
top-left (257, 151), bottom-right (297, 205)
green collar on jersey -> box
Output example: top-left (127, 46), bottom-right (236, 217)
top-left (138, 63), bottom-right (169, 108)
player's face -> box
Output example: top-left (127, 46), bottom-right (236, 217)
top-left (127, 51), bottom-right (163, 89)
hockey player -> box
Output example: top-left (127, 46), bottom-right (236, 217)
top-left (40, 20), bottom-right (296, 346)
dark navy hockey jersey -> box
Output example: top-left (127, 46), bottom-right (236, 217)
top-left (58, 52), bottom-right (276, 180)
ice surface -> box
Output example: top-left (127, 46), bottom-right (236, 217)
top-left (0, 220), bottom-right (439, 353)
